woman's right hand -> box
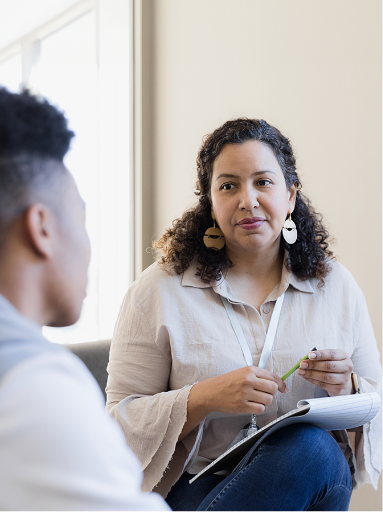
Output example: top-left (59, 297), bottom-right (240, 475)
top-left (179, 366), bottom-right (288, 440)
top-left (198, 366), bottom-right (288, 415)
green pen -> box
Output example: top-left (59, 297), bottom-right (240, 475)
top-left (281, 347), bottom-right (317, 381)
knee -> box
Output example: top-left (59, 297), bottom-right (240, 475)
top-left (278, 424), bottom-right (350, 476)
top-left (282, 423), bottom-right (331, 448)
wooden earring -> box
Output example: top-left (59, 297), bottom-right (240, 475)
top-left (203, 220), bottom-right (225, 250)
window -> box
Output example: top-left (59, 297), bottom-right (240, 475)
top-left (0, 0), bottom-right (132, 344)
top-left (0, 52), bottom-right (22, 92)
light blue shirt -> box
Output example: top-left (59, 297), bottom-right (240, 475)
top-left (0, 293), bottom-right (169, 511)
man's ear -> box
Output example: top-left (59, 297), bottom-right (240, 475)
top-left (24, 203), bottom-right (56, 259)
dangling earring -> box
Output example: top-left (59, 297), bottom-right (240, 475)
top-left (204, 220), bottom-right (225, 250)
top-left (282, 213), bottom-right (297, 244)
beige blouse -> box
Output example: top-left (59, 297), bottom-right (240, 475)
top-left (106, 258), bottom-right (382, 498)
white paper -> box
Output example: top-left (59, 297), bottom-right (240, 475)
top-left (189, 392), bottom-right (381, 483)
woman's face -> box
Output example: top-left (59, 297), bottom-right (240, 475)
top-left (210, 140), bottom-right (297, 259)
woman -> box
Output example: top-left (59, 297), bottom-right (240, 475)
top-left (106, 119), bottom-right (381, 511)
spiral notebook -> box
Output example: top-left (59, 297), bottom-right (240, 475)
top-left (189, 392), bottom-right (381, 484)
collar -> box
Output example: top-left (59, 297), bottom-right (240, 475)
top-left (181, 261), bottom-right (212, 289)
top-left (181, 251), bottom-right (315, 302)
top-left (0, 293), bottom-right (43, 342)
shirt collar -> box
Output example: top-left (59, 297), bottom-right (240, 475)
top-left (180, 260), bottom-right (212, 289)
top-left (0, 292), bottom-right (43, 342)
top-left (267, 253), bottom-right (315, 301)
top-left (181, 251), bottom-right (315, 300)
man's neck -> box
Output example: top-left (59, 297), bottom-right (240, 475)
top-left (0, 260), bottom-right (45, 326)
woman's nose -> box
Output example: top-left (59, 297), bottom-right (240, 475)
top-left (238, 186), bottom-right (259, 210)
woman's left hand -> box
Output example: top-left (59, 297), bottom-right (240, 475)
top-left (297, 349), bottom-right (354, 396)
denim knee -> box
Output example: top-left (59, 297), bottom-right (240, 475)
top-left (268, 423), bottom-right (352, 488)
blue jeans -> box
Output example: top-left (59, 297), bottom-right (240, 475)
top-left (166, 424), bottom-right (352, 511)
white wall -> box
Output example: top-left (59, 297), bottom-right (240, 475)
top-left (139, 0), bottom-right (382, 509)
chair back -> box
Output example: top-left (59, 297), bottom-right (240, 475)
top-left (65, 339), bottom-right (111, 402)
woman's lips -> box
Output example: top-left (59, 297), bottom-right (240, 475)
top-left (237, 217), bottom-right (265, 230)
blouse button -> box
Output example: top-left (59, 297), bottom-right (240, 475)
top-left (263, 306), bottom-right (270, 314)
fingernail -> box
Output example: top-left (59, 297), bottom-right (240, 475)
top-left (297, 369), bottom-right (305, 376)
top-left (300, 361), bottom-right (308, 369)
top-left (309, 352), bottom-right (316, 359)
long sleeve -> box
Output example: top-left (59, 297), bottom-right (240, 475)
top-left (351, 288), bottom-right (382, 490)
top-left (106, 285), bottom-right (199, 495)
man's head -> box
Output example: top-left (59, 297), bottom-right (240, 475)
top-left (0, 88), bottom-right (90, 327)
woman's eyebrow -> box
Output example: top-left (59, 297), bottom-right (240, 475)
top-left (215, 170), bottom-right (277, 181)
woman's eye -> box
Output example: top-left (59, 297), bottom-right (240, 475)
top-left (257, 179), bottom-right (272, 186)
top-left (220, 183), bottom-right (235, 190)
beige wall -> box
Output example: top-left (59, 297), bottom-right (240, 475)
top-left (136, 0), bottom-right (382, 508)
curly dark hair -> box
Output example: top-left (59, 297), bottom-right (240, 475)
top-left (154, 118), bottom-right (333, 286)
top-left (0, 87), bottom-right (74, 244)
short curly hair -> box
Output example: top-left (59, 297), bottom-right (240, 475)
top-left (0, 87), bottom-right (74, 160)
top-left (154, 118), bottom-right (333, 285)
top-left (0, 87), bottom-right (74, 245)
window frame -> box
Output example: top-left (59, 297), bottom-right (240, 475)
top-left (0, 0), bottom-right (135, 343)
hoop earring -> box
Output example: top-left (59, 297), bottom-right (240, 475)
top-left (282, 213), bottom-right (297, 244)
top-left (204, 220), bottom-right (225, 250)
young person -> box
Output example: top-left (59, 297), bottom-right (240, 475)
top-left (0, 87), bottom-right (168, 511)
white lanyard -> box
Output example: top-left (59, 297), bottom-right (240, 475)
top-left (221, 292), bottom-right (285, 369)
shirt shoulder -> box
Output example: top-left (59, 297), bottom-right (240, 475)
top-left (130, 261), bottom-right (182, 296)
top-left (0, 334), bottom-right (71, 384)
top-left (302, 260), bottom-right (368, 322)
top-left (0, 347), bottom-right (168, 510)
top-left (324, 259), bottom-right (363, 296)
top-left (125, 261), bottom-right (203, 316)
top-left (0, 348), bottom-right (107, 429)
